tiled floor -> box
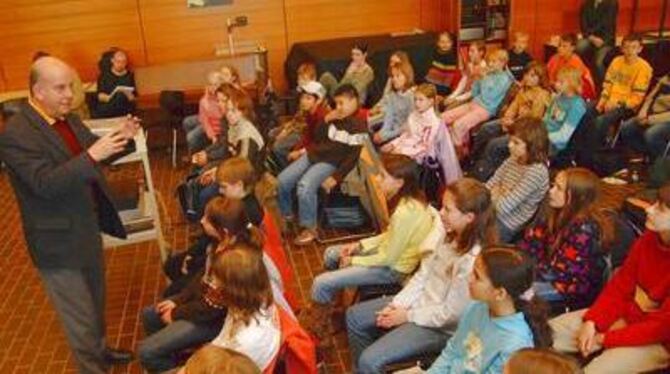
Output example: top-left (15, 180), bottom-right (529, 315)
top-left (0, 151), bottom-right (352, 374)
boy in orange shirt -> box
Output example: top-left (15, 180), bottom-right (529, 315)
top-left (547, 33), bottom-right (597, 101)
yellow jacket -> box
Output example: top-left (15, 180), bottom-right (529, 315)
top-left (601, 56), bottom-right (653, 110)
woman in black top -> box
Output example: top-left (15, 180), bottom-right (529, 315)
top-left (576, 0), bottom-right (618, 85)
top-left (95, 48), bottom-right (137, 118)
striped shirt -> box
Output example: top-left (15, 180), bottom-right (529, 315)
top-left (486, 158), bottom-right (549, 233)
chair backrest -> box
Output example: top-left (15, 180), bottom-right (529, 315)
top-left (159, 90), bottom-right (186, 117)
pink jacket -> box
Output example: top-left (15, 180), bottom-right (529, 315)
top-left (198, 92), bottom-right (224, 140)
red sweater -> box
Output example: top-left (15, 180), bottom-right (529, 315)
top-left (584, 231), bottom-right (670, 349)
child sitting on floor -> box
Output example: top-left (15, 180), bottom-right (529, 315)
top-left (442, 49), bottom-right (513, 157)
top-left (425, 31), bottom-right (461, 96)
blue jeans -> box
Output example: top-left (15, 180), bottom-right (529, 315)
top-left (277, 154), bottom-right (337, 229)
top-left (138, 306), bottom-right (222, 372)
top-left (346, 297), bottom-right (451, 374)
top-left (471, 134), bottom-right (509, 182)
top-left (311, 244), bottom-right (405, 304)
top-left (621, 117), bottom-right (670, 160)
top-left (182, 115), bottom-right (209, 154)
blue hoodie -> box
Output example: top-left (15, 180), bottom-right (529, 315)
top-left (472, 70), bottom-right (514, 115)
top-left (427, 301), bottom-right (534, 374)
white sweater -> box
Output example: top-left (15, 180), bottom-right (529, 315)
top-left (392, 241), bottom-right (481, 330)
top-left (211, 305), bottom-right (281, 371)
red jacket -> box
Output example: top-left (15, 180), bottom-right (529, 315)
top-left (584, 231), bottom-right (670, 349)
top-left (264, 306), bottom-right (317, 374)
top-left (262, 210), bottom-right (300, 312)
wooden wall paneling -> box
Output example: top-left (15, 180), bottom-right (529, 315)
top-left (0, 0), bottom-right (146, 91)
top-left (510, 0), bottom-right (539, 57)
top-left (283, 0), bottom-right (423, 45)
top-left (137, 0), bottom-right (289, 90)
top-left (420, 0), bottom-right (455, 32)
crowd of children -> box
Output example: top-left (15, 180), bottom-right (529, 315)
top-left (146, 23), bottom-right (670, 374)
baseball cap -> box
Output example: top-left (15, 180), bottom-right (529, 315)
top-left (298, 81), bottom-right (326, 100)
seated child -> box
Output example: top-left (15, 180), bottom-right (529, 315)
top-left (486, 118), bottom-right (550, 243)
top-left (345, 178), bottom-right (497, 373)
top-left (303, 154), bottom-right (433, 346)
top-left (320, 42), bottom-right (375, 104)
top-left (550, 182), bottom-right (670, 373)
top-left (196, 87), bottom-right (265, 186)
top-left (209, 246), bottom-right (281, 372)
top-left (269, 81), bottom-right (327, 170)
top-left (442, 49), bottom-right (513, 156)
top-left (508, 32), bottom-right (534, 82)
top-left (547, 33), bottom-right (596, 101)
top-left (416, 247), bottom-right (553, 373)
top-left (220, 64), bottom-right (242, 90)
top-left (470, 61), bottom-right (551, 180)
top-left (621, 72), bottom-right (670, 161)
top-left (504, 348), bottom-right (582, 374)
top-left (277, 84), bottom-right (368, 245)
top-left (369, 61), bottom-right (415, 144)
top-left (585, 33), bottom-right (653, 157)
top-left (518, 167), bottom-right (613, 305)
top-left (182, 71), bottom-right (225, 155)
top-left (139, 198), bottom-right (238, 372)
top-left (544, 67), bottom-right (588, 155)
top-left (425, 31), bottom-right (461, 96)
top-left (444, 41), bottom-right (486, 108)
top-left (382, 51), bottom-right (411, 95)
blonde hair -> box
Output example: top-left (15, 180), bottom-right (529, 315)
top-left (184, 345), bottom-right (260, 374)
top-left (556, 66), bottom-right (583, 94)
top-left (414, 83), bottom-right (437, 100)
top-left (514, 31), bottom-right (530, 42)
top-left (487, 49), bottom-right (509, 65)
top-left (220, 64), bottom-right (240, 84)
top-left (207, 71), bottom-right (224, 87)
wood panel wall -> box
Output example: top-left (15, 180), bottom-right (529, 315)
top-left (510, 0), bottom-right (668, 59)
top-left (0, 0), bottom-right (665, 91)
top-left (0, 0), bottom-right (445, 92)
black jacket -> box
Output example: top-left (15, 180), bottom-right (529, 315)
top-left (580, 0), bottom-right (618, 46)
top-left (0, 103), bottom-right (126, 268)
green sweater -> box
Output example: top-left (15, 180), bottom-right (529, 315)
top-left (352, 197), bottom-right (432, 274)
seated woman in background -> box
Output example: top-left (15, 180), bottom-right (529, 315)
top-left (470, 61), bottom-right (552, 181)
top-left (302, 154), bottom-right (432, 348)
top-left (320, 42), bottom-right (375, 104)
top-left (518, 167), bottom-right (613, 306)
top-left (369, 60), bottom-right (415, 144)
top-left (486, 117), bottom-right (550, 243)
top-left (95, 48), bottom-right (136, 118)
top-left (550, 182), bottom-right (670, 373)
top-left (182, 71), bottom-right (225, 155)
top-left (346, 178), bottom-right (497, 373)
top-left (409, 247), bottom-right (552, 374)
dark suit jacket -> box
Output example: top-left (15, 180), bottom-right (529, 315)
top-left (0, 103), bottom-right (126, 269)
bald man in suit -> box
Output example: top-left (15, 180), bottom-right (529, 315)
top-left (0, 57), bottom-right (139, 373)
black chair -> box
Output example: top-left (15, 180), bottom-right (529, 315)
top-left (149, 90), bottom-right (186, 167)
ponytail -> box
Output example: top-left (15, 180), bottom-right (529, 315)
top-left (481, 247), bottom-right (553, 348)
top-left (514, 295), bottom-right (552, 348)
